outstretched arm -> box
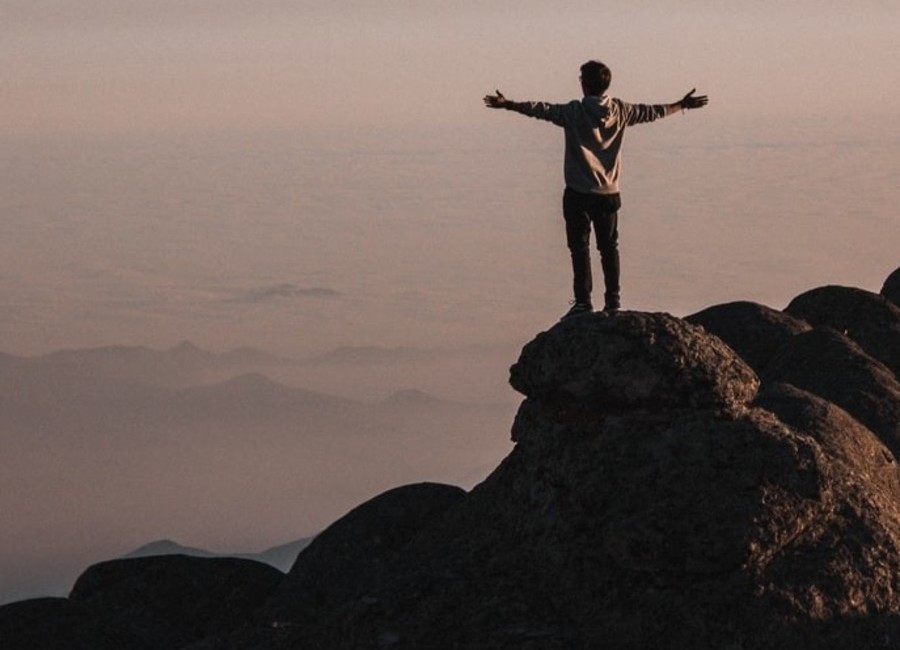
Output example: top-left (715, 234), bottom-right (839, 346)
top-left (670, 88), bottom-right (709, 112)
top-left (622, 88), bottom-right (709, 126)
top-left (483, 90), bottom-right (511, 109)
top-left (483, 89), bottom-right (568, 126)
top-left (613, 88), bottom-right (709, 126)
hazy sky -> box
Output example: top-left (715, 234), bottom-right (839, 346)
top-left (5, 0), bottom-right (899, 134)
top-left (2, 0), bottom-right (899, 356)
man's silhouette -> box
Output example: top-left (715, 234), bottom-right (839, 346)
top-left (484, 60), bottom-right (708, 318)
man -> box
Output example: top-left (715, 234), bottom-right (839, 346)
top-left (483, 60), bottom-right (708, 319)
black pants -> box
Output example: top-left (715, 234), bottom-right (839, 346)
top-left (562, 188), bottom-right (621, 308)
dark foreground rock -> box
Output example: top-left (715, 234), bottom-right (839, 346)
top-left (215, 310), bottom-right (900, 650)
top-left (68, 555), bottom-right (282, 648)
top-left (755, 382), bottom-right (900, 504)
top-left (785, 284), bottom-right (900, 376)
top-left (0, 597), bottom-right (151, 650)
top-left (881, 267), bottom-right (900, 306)
top-left (763, 327), bottom-right (900, 458)
top-left (685, 300), bottom-right (811, 373)
top-left (1, 557), bottom-right (283, 650)
top-left (263, 482), bottom-right (466, 625)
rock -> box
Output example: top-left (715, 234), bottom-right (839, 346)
top-left (69, 555), bottom-right (283, 648)
top-left (292, 408), bottom-right (900, 649)
top-left (0, 597), bottom-right (151, 650)
top-left (784, 285), bottom-right (900, 376)
top-left (755, 382), bottom-right (900, 499)
top-left (179, 627), bottom-right (289, 650)
top-left (263, 482), bottom-right (466, 625)
top-left (762, 328), bottom-right (900, 458)
top-left (883, 267), bottom-right (900, 307)
top-left (509, 311), bottom-right (759, 412)
top-left (685, 300), bottom-right (811, 373)
top-left (259, 312), bottom-right (900, 649)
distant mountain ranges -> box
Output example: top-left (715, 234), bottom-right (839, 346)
top-left (122, 538), bottom-right (312, 574)
top-left (0, 340), bottom-right (518, 387)
top-left (0, 340), bottom-right (516, 433)
top-left (0, 339), bottom-right (517, 608)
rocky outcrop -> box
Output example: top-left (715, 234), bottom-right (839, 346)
top-left (263, 482), bottom-right (466, 625)
top-left (882, 267), bottom-right (900, 306)
top-left (0, 597), bottom-right (151, 650)
top-left (236, 310), bottom-right (900, 650)
top-left (785, 284), bottom-right (900, 376)
top-left (1, 557), bottom-right (283, 650)
top-left (509, 311), bottom-right (758, 412)
top-left (762, 327), bottom-right (900, 457)
top-left (68, 555), bottom-right (282, 649)
top-left (685, 300), bottom-right (811, 373)
top-left (755, 382), bottom-right (900, 499)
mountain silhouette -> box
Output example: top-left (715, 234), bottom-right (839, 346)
top-left (123, 538), bottom-right (312, 573)
top-left (0, 346), bottom-right (515, 607)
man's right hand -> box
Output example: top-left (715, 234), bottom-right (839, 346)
top-left (483, 90), bottom-right (508, 108)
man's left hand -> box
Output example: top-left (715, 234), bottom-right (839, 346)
top-left (680, 88), bottom-right (709, 110)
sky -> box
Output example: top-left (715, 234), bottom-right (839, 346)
top-left (2, 0), bottom-right (898, 358)
top-left (5, 0), bottom-right (899, 135)
top-left (2, 0), bottom-right (899, 604)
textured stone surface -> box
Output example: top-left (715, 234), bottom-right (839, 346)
top-left (686, 300), bottom-right (810, 373)
top-left (509, 311), bottom-right (759, 412)
top-left (230, 310), bottom-right (900, 650)
top-left (785, 284), bottom-right (900, 376)
top-left (278, 395), bottom-right (900, 649)
top-left (763, 327), bottom-right (900, 458)
top-left (755, 382), bottom-right (900, 501)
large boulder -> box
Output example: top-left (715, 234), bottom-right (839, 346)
top-left (785, 285), bottom-right (900, 376)
top-left (69, 555), bottom-right (282, 648)
top-left (755, 382), bottom-right (900, 499)
top-left (685, 300), bottom-right (811, 373)
top-left (762, 327), bottom-right (900, 458)
top-left (509, 311), bottom-right (759, 412)
top-left (0, 597), bottom-right (151, 650)
top-left (883, 267), bottom-right (900, 307)
top-left (263, 482), bottom-right (466, 626)
top-left (250, 312), bottom-right (900, 649)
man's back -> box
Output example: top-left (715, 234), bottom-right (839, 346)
top-left (509, 95), bottom-right (679, 194)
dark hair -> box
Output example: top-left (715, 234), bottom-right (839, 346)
top-left (580, 60), bottom-right (611, 95)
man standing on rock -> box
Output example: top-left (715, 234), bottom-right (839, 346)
top-left (483, 60), bottom-right (708, 319)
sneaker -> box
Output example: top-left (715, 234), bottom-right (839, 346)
top-left (561, 301), bottom-right (593, 320)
